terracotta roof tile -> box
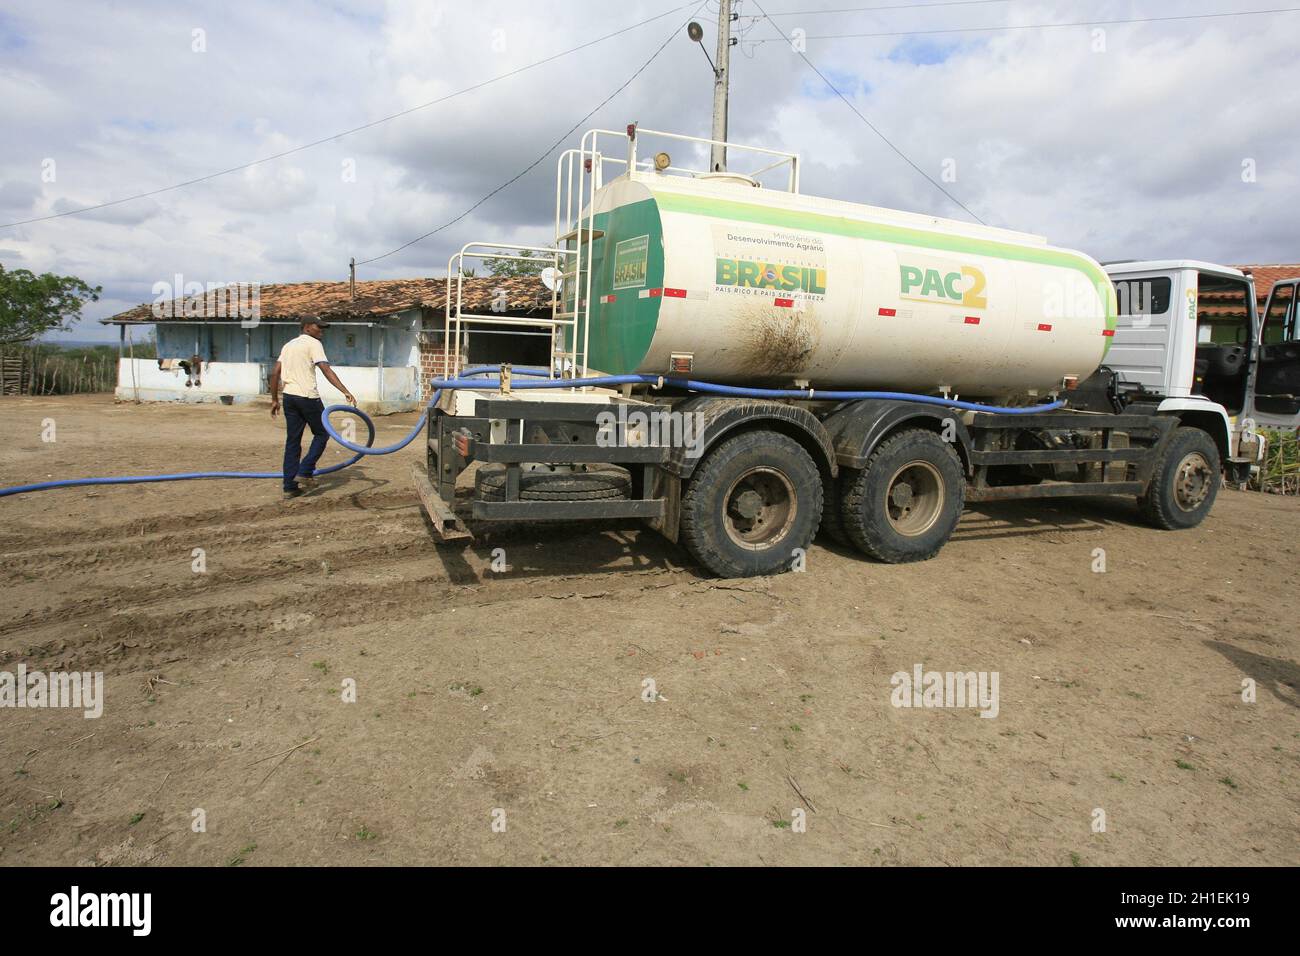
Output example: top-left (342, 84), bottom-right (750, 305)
top-left (1235, 264), bottom-right (1300, 303)
top-left (1187, 264), bottom-right (1300, 321)
top-left (104, 276), bottom-right (553, 324)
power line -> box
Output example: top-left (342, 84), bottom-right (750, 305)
top-left (756, 0), bottom-right (1017, 16)
top-left (748, 0), bottom-right (987, 224)
top-left (356, 3), bottom-right (707, 266)
top-left (736, 0), bottom-right (1025, 53)
top-left (749, 5), bottom-right (1300, 43)
top-left (0, 2), bottom-right (697, 230)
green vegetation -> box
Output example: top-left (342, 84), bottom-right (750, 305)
top-left (228, 843), bottom-right (257, 866)
top-left (0, 264), bottom-right (100, 345)
top-left (485, 249), bottom-right (548, 278)
top-left (2, 342), bottom-right (137, 395)
top-left (1254, 428), bottom-right (1300, 494)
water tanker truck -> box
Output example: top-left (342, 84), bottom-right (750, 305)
top-left (415, 127), bottom-right (1256, 578)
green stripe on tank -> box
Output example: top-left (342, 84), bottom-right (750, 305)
top-left (573, 198), bottom-right (664, 374)
top-left (654, 191), bottom-right (1118, 361)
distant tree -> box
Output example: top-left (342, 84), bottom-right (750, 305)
top-left (0, 264), bottom-right (101, 345)
top-left (486, 249), bottom-right (547, 279)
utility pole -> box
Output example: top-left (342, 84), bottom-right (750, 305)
top-left (710, 0), bottom-right (732, 172)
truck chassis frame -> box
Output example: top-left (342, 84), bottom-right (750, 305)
top-left (418, 384), bottom-right (1216, 577)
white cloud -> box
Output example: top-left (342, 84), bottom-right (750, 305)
top-left (0, 0), bottom-right (1296, 343)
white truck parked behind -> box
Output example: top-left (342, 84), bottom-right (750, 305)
top-left (1096, 260), bottom-right (1300, 475)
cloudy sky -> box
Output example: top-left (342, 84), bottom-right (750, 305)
top-left (1, 0), bottom-right (1296, 342)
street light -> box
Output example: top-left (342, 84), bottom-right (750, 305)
top-left (686, 21), bottom-right (717, 76)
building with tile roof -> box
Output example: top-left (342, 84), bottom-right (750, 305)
top-left (1196, 264), bottom-right (1300, 321)
top-left (102, 276), bottom-right (552, 411)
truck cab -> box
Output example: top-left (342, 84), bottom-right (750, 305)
top-left (1100, 260), bottom-right (1300, 474)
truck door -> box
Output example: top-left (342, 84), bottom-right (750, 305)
top-left (1191, 271), bottom-right (1252, 414)
top-left (1253, 278), bottom-right (1300, 419)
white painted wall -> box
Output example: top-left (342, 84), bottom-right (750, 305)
top-left (115, 359), bottom-right (261, 402)
top-left (319, 365), bottom-right (417, 405)
top-left (115, 359), bottom-right (418, 411)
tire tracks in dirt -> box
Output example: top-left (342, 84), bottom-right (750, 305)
top-left (0, 490), bottom-right (422, 576)
top-left (4, 549), bottom-right (691, 672)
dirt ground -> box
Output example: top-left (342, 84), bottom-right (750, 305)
top-left (0, 394), bottom-right (1296, 867)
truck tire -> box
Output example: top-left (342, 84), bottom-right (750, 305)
top-left (478, 465), bottom-right (630, 501)
top-left (841, 428), bottom-right (965, 563)
top-left (680, 430), bottom-right (822, 578)
top-left (1138, 426), bottom-right (1220, 530)
top-left (818, 471), bottom-right (852, 546)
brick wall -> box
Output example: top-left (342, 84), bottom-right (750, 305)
top-left (417, 337), bottom-right (453, 399)
top-left (416, 310), bottom-right (553, 397)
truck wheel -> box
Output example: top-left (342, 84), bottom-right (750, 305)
top-left (818, 472), bottom-right (851, 546)
top-left (1138, 426), bottom-right (1220, 530)
top-left (841, 429), bottom-right (964, 563)
top-left (680, 430), bottom-right (822, 578)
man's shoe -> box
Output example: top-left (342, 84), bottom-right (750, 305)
top-left (297, 474), bottom-right (318, 490)
top-left (282, 486), bottom-right (304, 500)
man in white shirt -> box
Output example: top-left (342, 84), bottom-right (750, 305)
top-left (269, 318), bottom-right (356, 499)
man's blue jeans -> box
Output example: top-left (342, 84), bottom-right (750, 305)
top-left (283, 394), bottom-right (329, 491)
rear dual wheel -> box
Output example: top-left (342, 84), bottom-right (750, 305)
top-left (818, 471), bottom-right (851, 546)
top-left (680, 430), bottom-right (822, 578)
top-left (840, 429), bottom-right (965, 563)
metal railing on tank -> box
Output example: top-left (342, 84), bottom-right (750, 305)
top-left (445, 128), bottom-right (801, 390)
top-left (443, 243), bottom-right (575, 380)
top-left (555, 126), bottom-right (800, 384)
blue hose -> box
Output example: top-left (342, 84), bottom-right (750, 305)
top-left (0, 415), bottom-right (376, 498)
top-left (316, 365), bottom-right (556, 456)
top-left (1, 369), bottom-right (1062, 497)
top-left (0, 366), bottom-right (523, 499)
top-left (437, 374), bottom-right (1063, 413)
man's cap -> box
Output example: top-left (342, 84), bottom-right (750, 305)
top-left (301, 316), bottom-right (330, 328)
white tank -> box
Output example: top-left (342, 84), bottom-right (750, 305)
top-left (573, 172), bottom-right (1117, 401)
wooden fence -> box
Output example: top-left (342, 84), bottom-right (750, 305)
top-left (0, 349), bottom-right (30, 394)
top-left (0, 346), bottom-right (117, 396)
